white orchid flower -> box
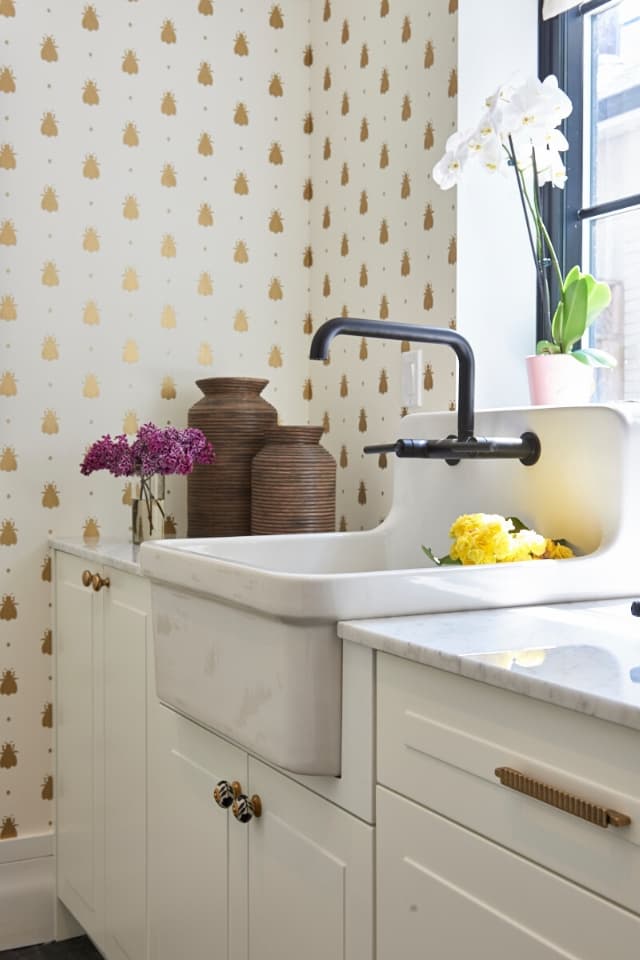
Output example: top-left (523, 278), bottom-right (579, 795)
top-left (536, 148), bottom-right (568, 188)
top-left (432, 131), bottom-right (470, 190)
top-left (501, 75), bottom-right (572, 139)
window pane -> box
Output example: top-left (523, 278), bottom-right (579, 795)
top-left (589, 0), bottom-right (640, 206)
top-left (588, 208), bottom-right (640, 401)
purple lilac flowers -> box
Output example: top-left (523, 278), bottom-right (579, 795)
top-left (80, 423), bottom-right (214, 480)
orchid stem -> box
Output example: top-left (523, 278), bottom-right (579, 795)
top-left (507, 137), bottom-right (548, 333)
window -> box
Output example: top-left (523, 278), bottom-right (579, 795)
top-left (540, 0), bottom-right (640, 400)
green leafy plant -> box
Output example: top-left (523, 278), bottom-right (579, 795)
top-left (536, 266), bottom-right (614, 366)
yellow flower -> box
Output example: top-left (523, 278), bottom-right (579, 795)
top-left (543, 538), bottom-right (574, 560)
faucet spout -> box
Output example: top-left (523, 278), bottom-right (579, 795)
top-left (309, 317), bottom-right (476, 439)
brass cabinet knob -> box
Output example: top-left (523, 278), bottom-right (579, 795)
top-left (232, 794), bottom-right (262, 823)
top-left (81, 569), bottom-right (94, 587)
top-left (213, 780), bottom-right (242, 809)
top-left (91, 573), bottom-right (110, 592)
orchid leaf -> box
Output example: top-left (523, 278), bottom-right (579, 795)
top-left (559, 275), bottom-right (588, 351)
top-left (550, 300), bottom-right (564, 346)
top-left (583, 274), bottom-right (611, 327)
top-left (572, 347), bottom-right (617, 368)
top-left (562, 265), bottom-right (581, 292)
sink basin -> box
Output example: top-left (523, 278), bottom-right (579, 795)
top-left (140, 403), bottom-right (640, 775)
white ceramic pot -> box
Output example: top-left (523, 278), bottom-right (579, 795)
top-left (525, 354), bottom-right (595, 406)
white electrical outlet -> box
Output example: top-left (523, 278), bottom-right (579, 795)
top-left (401, 349), bottom-right (423, 408)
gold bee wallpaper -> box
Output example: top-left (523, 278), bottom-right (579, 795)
top-left (0, 0), bottom-right (456, 841)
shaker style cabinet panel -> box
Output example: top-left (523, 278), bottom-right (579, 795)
top-left (377, 786), bottom-right (640, 960)
top-left (55, 552), bottom-right (150, 960)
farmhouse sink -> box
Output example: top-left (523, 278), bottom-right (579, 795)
top-left (140, 404), bottom-right (640, 775)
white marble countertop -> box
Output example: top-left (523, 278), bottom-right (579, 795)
top-left (49, 537), bottom-right (142, 576)
top-left (339, 599), bottom-right (640, 733)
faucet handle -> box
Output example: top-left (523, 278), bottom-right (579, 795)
top-left (363, 442), bottom-right (399, 455)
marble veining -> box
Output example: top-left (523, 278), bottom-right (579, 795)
top-left (49, 537), bottom-right (142, 576)
top-left (339, 598), bottom-right (640, 732)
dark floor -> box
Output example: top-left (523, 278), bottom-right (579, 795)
top-left (0, 937), bottom-right (102, 959)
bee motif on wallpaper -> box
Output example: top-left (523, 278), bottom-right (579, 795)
top-left (380, 68), bottom-right (390, 95)
top-left (41, 629), bottom-right (53, 655)
top-left (303, 312), bottom-right (313, 335)
top-left (358, 409), bottom-right (368, 433)
top-left (122, 50), bottom-right (139, 75)
top-left (164, 516), bottom-right (177, 537)
top-left (83, 518), bottom-right (100, 541)
top-left (1, 816), bottom-right (18, 839)
top-left (341, 92), bottom-right (349, 116)
top-left (401, 172), bottom-right (411, 199)
top-left (83, 154), bottom-right (100, 179)
top-left (303, 246), bottom-right (312, 268)
top-left (269, 142), bottom-right (283, 165)
top-left (424, 363), bottom-right (434, 391)
top-left (380, 144), bottom-right (389, 169)
top-left (122, 268), bottom-right (139, 292)
top-left (198, 343), bottom-right (213, 366)
top-left (303, 379), bottom-right (312, 401)
top-left (380, 296), bottom-right (389, 320)
top-left (0, 371), bottom-right (17, 395)
top-left (323, 137), bottom-right (331, 160)
top-left (82, 80), bottom-right (99, 106)
top-left (198, 273), bottom-right (213, 296)
top-left (41, 702), bottom-right (53, 728)
top-left (0, 0), bottom-right (16, 16)
top-left (380, 0), bottom-right (389, 16)
top-left (339, 446), bottom-right (348, 469)
top-left (161, 19), bottom-right (176, 44)
top-left (83, 374), bottom-right (100, 398)
top-left (199, 204), bottom-right (214, 226)
top-left (82, 5), bottom-right (99, 31)
top-left (379, 370), bottom-right (389, 394)
top-left (42, 483), bottom-right (60, 509)
top-left (41, 186), bottom-right (58, 212)
top-left (83, 301), bottom-right (100, 325)
top-left (198, 0), bottom-right (213, 15)
top-left (340, 375), bottom-right (348, 398)
top-left (41, 262), bottom-right (59, 286)
top-left (322, 412), bottom-right (330, 433)
top-left (402, 16), bottom-right (412, 42)
top-left (424, 203), bottom-right (434, 231)
top-left (269, 278), bottom-right (283, 301)
top-left (41, 37), bottom-right (58, 62)
top-left (425, 41), bottom-right (435, 69)
top-left (340, 234), bottom-right (349, 257)
top-left (323, 0), bottom-right (331, 21)
top-left (234, 33), bottom-right (249, 56)
top-left (358, 482), bottom-right (367, 506)
top-left (41, 775), bottom-right (53, 801)
top-left (122, 483), bottom-right (132, 506)
top-left (360, 191), bottom-right (368, 214)
top-left (424, 122), bottom-right (435, 150)
top-left (234, 172), bottom-right (249, 195)
top-left (161, 235), bottom-right (176, 258)
top-left (198, 132), bottom-right (213, 156)
top-left (269, 346), bottom-right (283, 368)
top-left (303, 113), bottom-right (314, 135)
top-left (123, 123), bottom-right (139, 147)
top-left (41, 556), bottom-right (52, 582)
top-left (41, 336), bottom-right (59, 360)
top-left (1, 668), bottom-right (17, 694)
top-left (341, 19), bottom-right (349, 44)
top-left (0, 742), bottom-right (17, 768)
top-left (269, 73), bottom-right (283, 97)
top-left (401, 251), bottom-right (411, 277)
top-left (401, 95), bottom-right (412, 121)
top-left (424, 284), bottom-right (434, 311)
top-left (379, 220), bottom-right (389, 245)
top-left (378, 453), bottom-right (387, 469)
top-left (323, 274), bottom-right (331, 297)
top-left (0, 447), bottom-right (17, 471)
top-left (0, 67), bottom-right (16, 93)
top-left (122, 339), bottom-right (139, 363)
top-left (359, 337), bottom-right (368, 360)
top-left (448, 68), bottom-right (458, 98)
top-left (449, 0), bottom-right (459, 13)
top-left (123, 411), bottom-right (138, 434)
top-left (323, 67), bottom-right (331, 91)
top-left (161, 92), bottom-right (177, 116)
top-left (1, 294), bottom-right (17, 319)
top-left (0, 594), bottom-right (18, 620)
top-left (269, 210), bottom-right (283, 233)
top-left (448, 236), bottom-right (457, 265)
top-left (198, 62), bottom-right (213, 86)
top-left (161, 376), bottom-right (176, 400)
top-left (161, 164), bottom-right (177, 187)
top-left (161, 305), bottom-right (176, 328)
top-left (359, 264), bottom-right (368, 288)
top-left (123, 195), bottom-right (139, 219)
top-left (269, 4), bottom-right (284, 29)
top-left (303, 179), bottom-right (313, 201)
top-left (0, 144), bottom-right (16, 168)
top-left (322, 206), bottom-right (331, 229)
top-left (234, 309), bottom-right (248, 332)
top-left (339, 516), bottom-right (347, 533)
top-left (303, 44), bottom-right (313, 67)
top-left (41, 410), bottom-right (59, 434)
top-left (360, 44), bottom-right (369, 68)
top-left (83, 228), bottom-right (100, 252)
top-left (0, 220), bottom-right (16, 245)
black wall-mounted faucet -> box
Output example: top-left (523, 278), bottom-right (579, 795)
top-left (309, 317), bottom-right (541, 467)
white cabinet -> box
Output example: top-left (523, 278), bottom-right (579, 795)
top-left (55, 551), bottom-right (151, 960)
top-left (148, 707), bottom-right (374, 960)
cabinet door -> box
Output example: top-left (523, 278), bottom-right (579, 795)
top-left (377, 786), bottom-right (640, 960)
top-left (247, 759), bottom-right (374, 960)
top-left (103, 569), bottom-right (150, 960)
top-left (55, 552), bottom-right (105, 948)
top-left (148, 706), bottom-right (248, 960)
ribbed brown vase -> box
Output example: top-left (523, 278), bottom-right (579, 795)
top-left (251, 426), bottom-right (336, 535)
top-left (188, 378), bottom-right (278, 537)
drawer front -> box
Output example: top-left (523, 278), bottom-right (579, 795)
top-left (377, 653), bottom-right (640, 914)
top-left (377, 787), bottom-right (640, 960)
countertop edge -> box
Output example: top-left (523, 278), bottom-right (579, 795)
top-left (49, 537), bottom-right (142, 576)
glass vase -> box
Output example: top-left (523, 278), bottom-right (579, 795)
top-left (131, 474), bottom-right (166, 545)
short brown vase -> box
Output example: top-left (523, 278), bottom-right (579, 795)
top-left (187, 378), bottom-right (278, 537)
top-left (251, 426), bottom-right (336, 535)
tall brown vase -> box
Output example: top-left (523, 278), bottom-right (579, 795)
top-left (251, 426), bottom-right (336, 535)
top-left (187, 378), bottom-right (278, 537)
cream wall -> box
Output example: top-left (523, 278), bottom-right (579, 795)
top-left (0, 0), bottom-right (457, 842)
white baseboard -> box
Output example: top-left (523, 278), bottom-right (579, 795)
top-left (0, 833), bottom-right (55, 951)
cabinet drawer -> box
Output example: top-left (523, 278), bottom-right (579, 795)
top-left (377, 653), bottom-right (640, 914)
top-left (377, 787), bottom-right (640, 960)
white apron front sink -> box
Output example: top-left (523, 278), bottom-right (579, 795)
top-left (140, 404), bottom-right (640, 776)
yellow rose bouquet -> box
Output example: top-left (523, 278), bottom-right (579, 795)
top-left (423, 514), bottom-right (575, 567)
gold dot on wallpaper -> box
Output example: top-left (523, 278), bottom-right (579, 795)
top-left (122, 339), bottom-right (139, 363)
top-left (0, 0), bottom-right (16, 16)
top-left (360, 43), bottom-right (368, 68)
top-left (82, 80), bottom-right (99, 106)
top-left (448, 235), bottom-right (457, 264)
top-left (401, 94), bottom-right (412, 121)
top-left (41, 775), bottom-right (53, 801)
top-left (379, 295), bottom-right (389, 320)
top-left (198, 342), bottom-right (213, 365)
top-left (0, 67), bottom-right (16, 93)
top-left (41, 36), bottom-right (58, 62)
top-left (449, 0), bottom-right (458, 13)
top-left (379, 369), bottom-right (388, 394)
top-left (83, 154), bottom-right (100, 179)
top-left (82, 5), bottom-right (99, 31)
top-left (323, 137), bottom-right (331, 160)
top-left (322, 206), bottom-right (330, 229)
top-left (1, 668), bottom-right (17, 694)
top-left (339, 446), bottom-right (347, 468)
top-left (380, 68), bottom-right (390, 94)
top-left (123, 195), bottom-right (139, 219)
top-left (0, 294), bottom-right (17, 319)
top-left (339, 374), bottom-right (348, 398)
top-left (233, 102), bottom-right (248, 125)
top-left (303, 44), bottom-right (313, 67)
top-left (0, 519), bottom-right (17, 546)
top-left (424, 283), bottom-right (434, 311)
top-left (161, 164), bottom-right (177, 187)
top-left (41, 336), bottom-right (59, 361)
top-left (323, 0), bottom-right (331, 21)
top-left (83, 301), bottom-right (100, 325)
top-left (234, 309), bottom-right (248, 332)
top-left (83, 374), bottom-right (100, 398)
top-left (448, 68), bottom-right (458, 98)
top-left (0, 219), bottom-right (16, 245)
top-left (302, 378), bottom-right (312, 401)
top-left (41, 702), bottom-right (53, 728)
top-left (198, 272), bottom-right (213, 295)
top-left (401, 172), bottom-right (411, 199)
top-left (161, 92), bottom-right (177, 116)
top-left (269, 73), bottom-right (283, 97)
top-left (0, 371), bottom-right (17, 396)
top-left (322, 411), bottom-right (330, 433)
top-left (198, 132), bottom-right (213, 156)
top-left (0, 446), bottom-right (17, 471)
top-left (122, 482), bottom-right (132, 506)
top-left (42, 555), bottom-right (52, 581)
top-left (41, 409), bottom-right (59, 433)
top-left (0, 143), bottom-right (16, 168)
top-left (303, 312), bottom-right (313, 335)
top-left (341, 19), bottom-right (349, 44)
top-left (83, 517), bottom-right (100, 542)
top-left (268, 346), bottom-right (283, 368)
top-left (303, 113), bottom-right (313, 135)
top-left (198, 203), bottom-right (214, 226)
top-left (161, 19), bottom-right (177, 43)
top-left (303, 178), bottom-right (313, 201)
top-left (234, 240), bottom-right (249, 263)
top-left (322, 274), bottom-right (331, 298)
top-left (269, 4), bottom-right (284, 28)
top-left (234, 32), bottom-right (249, 56)
top-left (424, 203), bottom-right (434, 230)
top-left (425, 40), bottom-right (435, 69)
top-left (122, 411), bottom-right (138, 434)
top-left (122, 267), bottom-right (139, 291)
top-left (198, 62), bottom-right (213, 86)
top-left (41, 629), bottom-right (52, 655)
top-left (161, 376), bottom-right (176, 400)
top-left (303, 246), bottom-right (313, 268)
top-left (1, 742), bottom-right (18, 768)
top-left (323, 67), bottom-right (331, 91)
top-left (379, 219), bottom-right (389, 244)
top-left (161, 234), bottom-right (177, 258)
top-left (359, 337), bottom-right (368, 360)
top-left (83, 227), bottom-right (100, 252)
top-left (42, 260), bottom-right (60, 287)
top-left (41, 186), bottom-right (58, 212)
top-left (234, 171), bottom-right (249, 195)
top-left (161, 304), bottom-right (176, 328)
top-left (378, 452), bottom-right (387, 469)
top-left (358, 481), bottom-right (367, 506)
top-left (269, 142), bottom-right (283, 165)
top-left (340, 233), bottom-right (349, 257)
top-left (341, 92), bottom-right (349, 116)
top-left (199, 0), bottom-right (214, 15)
top-left (359, 191), bottom-right (368, 215)
top-left (123, 122), bottom-right (139, 147)
top-left (401, 251), bottom-right (411, 277)
top-left (269, 209), bottom-right (283, 233)
top-left (359, 264), bottom-right (368, 288)
top-left (1, 816), bottom-right (18, 839)
top-left (424, 363), bottom-right (434, 390)
top-left (340, 162), bottom-right (349, 186)
top-left (268, 278), bottom-right (283, 301)
top-left (122, 50), bottom-right (139, 75)
top-left (424, 122), bottom-right (435, 150)
top-left (0, 594), bottom-right (17, 620)
top-left (42, 483), bottom-right (59, 509)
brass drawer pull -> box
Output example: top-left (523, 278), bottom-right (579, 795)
top-left (81, 569), bottom-right (94, 587)
top-left (494, 767), bottom-right (631, 829)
